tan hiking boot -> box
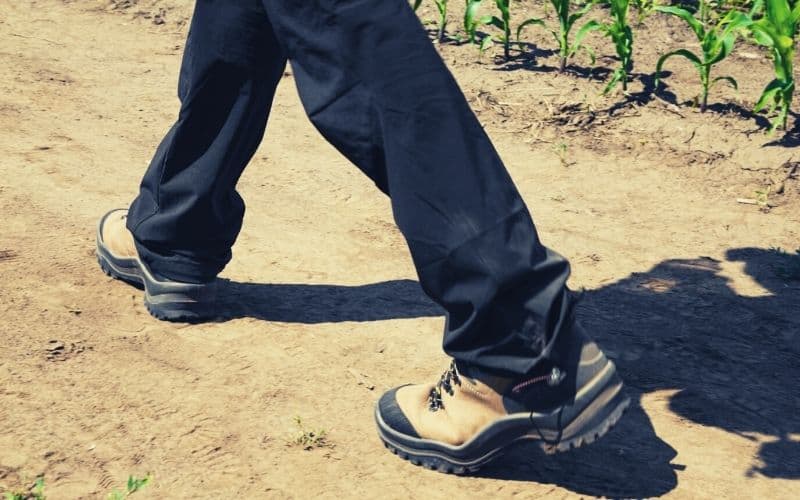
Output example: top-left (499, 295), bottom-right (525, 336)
top-left (375, 322), bottom-right (630, 474)
top-left (101, 209), bottom-right (138, 259)
top-left (96, 209), bottom-right (217, 321)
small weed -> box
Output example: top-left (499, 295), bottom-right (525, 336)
top-left (553, 141), bottom-right (571, 167)
top-left (2, 477), bottom-right (45, 500)
top-left (286, 416), bottom-right (332, 451)
top-left (107, 474), bottom-right (152, 500)
top-left (754, 185), bottom-right (772, 210)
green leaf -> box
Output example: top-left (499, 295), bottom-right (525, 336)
top-left (718, 10), bottom-right (753, 34)
top-left (495, 0), bottom-right (510, 18)
top-left (707, 33), bottom-right (734, 65)
top-left (754, 79), bottom-right (785, 112)
top-left (603, 68), bottom-right (626, 94)
top-left (751, 19), bottom-right (781, 47)
top-left (479, 35), bottom-right (494, 52)
top-left (412, 0), bottom-right (424, 11)
top-left (712, 75), bottom-right (738, 90)
top-left (764, 0), bottom-right (793, 37)
top-left (570, 20), bottom-right (603, 57)
top-left (750, 0), bottom-right (765, 17)
top-left (517, 17), bottom-right (545, 42)
top-left (655, 6), bottom-right (705, 40)
top-left (569, 1), bottom-right (596, 28)
top-left (464, 0), bottom-right (482, 30)
top-left (656, 48), bottom-right (703, 86)
top-left (489, 15), bottom-right (505, 30)
top-left (550, 29), bottom-right (562, 46)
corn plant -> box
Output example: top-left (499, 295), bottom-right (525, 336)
top-left (464, 0), bottom-right (489, 43)
top-left (654, 5), bottom-right (751, 112)
top-left (464, 0), bottom-right (499, 56)
top-left (478, 0), bottom-right (543, 60)
top-left (546, 0), bottom-right (599, 72)
top-left (434, 0), bottom-right (449, 41)
top-left (748, 0), bottom-right (799, 130)
top-left (108, 474), bottom-right (152, 500)
top-left (583, 0), bottom-right (634, 93)
top-left (490, 0), bottom-right (515, 59)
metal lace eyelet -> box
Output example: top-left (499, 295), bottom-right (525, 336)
top-left (547, 367), bottom-right (565, 386)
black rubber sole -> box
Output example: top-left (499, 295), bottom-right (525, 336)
top-left (376, 362), bottom-right (631, 475)
top-left (96, 209), bottom-right (217, 322)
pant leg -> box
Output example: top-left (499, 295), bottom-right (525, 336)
top-left (263, 0), bottom-right (574, 376)
top-left (127, 0), bottom-right (286, 283)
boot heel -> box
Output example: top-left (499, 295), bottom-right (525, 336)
top-left (141, 264), bottom-right (218, 322)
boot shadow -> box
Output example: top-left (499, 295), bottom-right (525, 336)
top-left (478, 396), bottom-right (679, 498)
top-left (210, 246), bottom-right (798, 491)
top-left (214, 278), bottom-right (443, 323)
top-left (582, 250), bottom-right (800, 481)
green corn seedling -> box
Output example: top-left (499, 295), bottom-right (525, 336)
top-left (485, 0), bottom-right (544, 60)
top-left (108, 474), bottom-right (152, 500)
top-left (583, 0), bottom-right (634, 93)
top-left (655, 4), bottom-right (752, 112)
top-left (434, 0), bottom-right (449, 41)
top-left (748, 0), bottom-right (799, 130)
top-left (463, 0), bottom-right (499, 56)
top-left (515, 0), bottom-right (597, 71)
top-left (490, 0), bottom-right (514, 59)
top-left (464, 0), bottom-right (488, 44)
top-left (549, 0), bottom-right (598, 72)
top-left (464, 0), bottom-right (501, 50)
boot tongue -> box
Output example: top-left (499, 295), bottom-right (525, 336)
top-left (453, 360), bottom-right (515, 394)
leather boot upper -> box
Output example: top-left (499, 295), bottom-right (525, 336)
top-left (385, 320), bottom-right (609, 446)
top-left (102, 210), bottom-right (138, 259)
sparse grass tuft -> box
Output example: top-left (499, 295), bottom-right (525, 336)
top-left (2, 477), bottom-right (45, 500)
top-left (107, 474), bottom-right (152, 500)
top-left (286, 416), bottom-right (332, 450)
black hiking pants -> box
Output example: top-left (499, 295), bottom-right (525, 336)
top-left (127, 0), bottom-right (574, 376)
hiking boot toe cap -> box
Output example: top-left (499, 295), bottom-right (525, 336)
top-left (378, 386), bottom-right (420, 438)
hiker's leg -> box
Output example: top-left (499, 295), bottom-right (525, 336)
top-left (263, 0), bottom-right (572, 375)
top-left (127, 0), bottom-right (287, 283)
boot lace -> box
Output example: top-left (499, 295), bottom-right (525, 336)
top-left (428, 361), bottom-right (461, 412)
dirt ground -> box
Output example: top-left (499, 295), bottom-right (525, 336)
top-left (1, 0), bottom-right (799, 498)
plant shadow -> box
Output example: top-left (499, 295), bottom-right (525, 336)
top-left (601, 71), bottom-right (666, 116)
top-left (651, 74), bottom-right (773, 130)
top-left (706, 102), bottom-right (773, 130)
top-left (762, 113), bottom-right (800, 146)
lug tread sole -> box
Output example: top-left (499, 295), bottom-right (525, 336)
top-left (97, 254), bottom-right (207, 323)
top-left (379, 395), bottom-right (631, 475)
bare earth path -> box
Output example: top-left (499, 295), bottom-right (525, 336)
top-left (1, 1), bottom-right (799, 498)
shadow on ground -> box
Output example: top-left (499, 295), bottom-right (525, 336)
top-left (211, 247), bottom-right (799, 495)
top-left (214, 279), bottom-right (443, 323)
top-left (577, 248), bottom-right (800, 486)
